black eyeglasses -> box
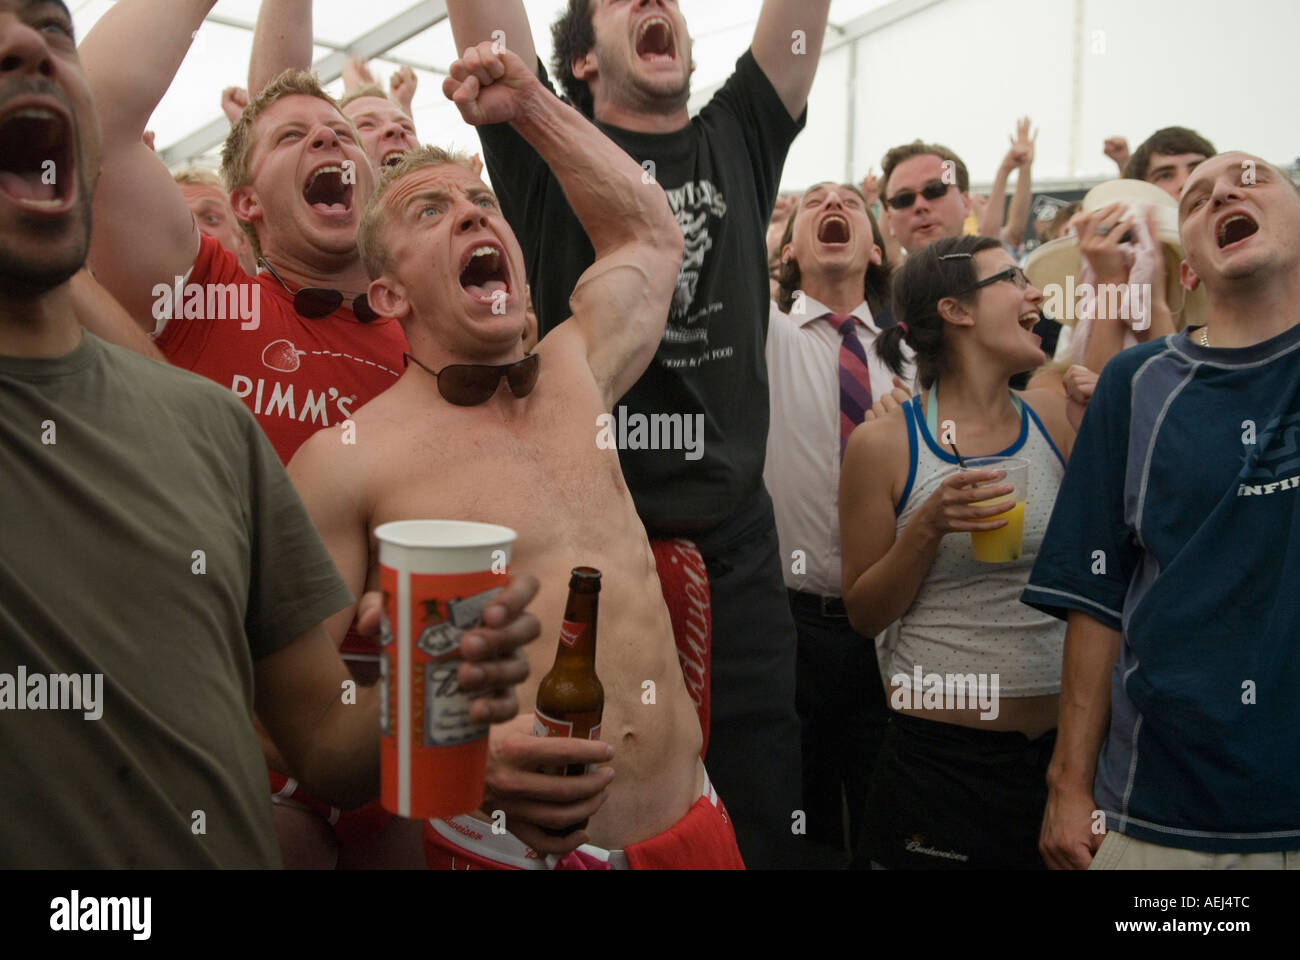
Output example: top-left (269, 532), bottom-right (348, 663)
top-left (403, 352), bottom-right (540, 406)
top-left (258, 258), bottom-right (379, 323)
top-left (885, 180), bottom-right (953, 210)
top-left (959, 266), bottom-right (1031, 294)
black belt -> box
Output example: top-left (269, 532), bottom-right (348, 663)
top-left (788, 589), bottom-right (848, 619)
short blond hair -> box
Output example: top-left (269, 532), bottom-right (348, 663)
top-left (339, 86), bottom-right (391, 110)
top-left (172, 166), bottom-right (224, 190)
top-left (357, 145), bottom-right (480, 280)
top-left (220, 70), bottom-right (351, 260)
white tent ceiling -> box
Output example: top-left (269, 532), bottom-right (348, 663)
top-left (71, 0), bottom-right (1300, 193)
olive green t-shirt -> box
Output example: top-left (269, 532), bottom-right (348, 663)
top-left (0, 333), bottom-right (353, 867)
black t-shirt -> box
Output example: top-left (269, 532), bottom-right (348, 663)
top-left (479, 52), bottom-right (805, 535)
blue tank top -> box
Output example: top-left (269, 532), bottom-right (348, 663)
top-left (883, 391), bottom-right (1067, 696)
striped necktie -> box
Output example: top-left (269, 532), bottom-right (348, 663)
top-left (830, 313), bottom-right (873, 458)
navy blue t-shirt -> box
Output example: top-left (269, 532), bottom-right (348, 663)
top-left (1022, 326), bottom-right (1300, 853)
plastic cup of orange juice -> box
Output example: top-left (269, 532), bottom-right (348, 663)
top-left (963, 457), bottom-right (1029, 563)
top-left (373, 520), bottom-right (517, 820)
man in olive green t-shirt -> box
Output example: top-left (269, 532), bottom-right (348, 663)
top-left (0, 2), bottom-right (542, 868)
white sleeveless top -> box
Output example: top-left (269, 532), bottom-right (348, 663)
top-left (881, 392), bottom-right (1067, 697)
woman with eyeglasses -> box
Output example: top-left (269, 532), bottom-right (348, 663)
top-left (839, 234), bottom-right (1077, 870)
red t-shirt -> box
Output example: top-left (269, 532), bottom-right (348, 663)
top-left (156, 235), bottom-right (408, 464)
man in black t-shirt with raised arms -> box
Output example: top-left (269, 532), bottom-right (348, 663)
top-left (446, 0), bottom-right (831, 868)
top-left (0, 1), bottom-right (541, 868)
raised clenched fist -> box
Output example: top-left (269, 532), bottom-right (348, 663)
top-left (389, 66), bottom-right (418, 114)
top-left (442, 42), bottom-right (539, 127)
top-left (1102, 136), bottom-right (1130, 173)
top-left (342, 57), bottom-right (376, 96)
top-left (221, 86), bottom-right (249, 125)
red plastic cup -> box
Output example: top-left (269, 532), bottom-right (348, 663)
top-left (373, 520), bottom-right (517, 820)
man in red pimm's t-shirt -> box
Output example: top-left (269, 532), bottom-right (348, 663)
top-left (155, 232), bottom-right (406, 463)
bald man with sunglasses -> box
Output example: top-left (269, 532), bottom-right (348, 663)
top-left (286, 45), bottom-right (744, 868)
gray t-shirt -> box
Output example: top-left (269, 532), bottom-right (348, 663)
top-left (0, 333), bottom-right (353, 867)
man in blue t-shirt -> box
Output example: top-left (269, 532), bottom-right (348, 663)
top-left (1023, 152), bottom-right (1300, 869)
top-left (445, 0), bottom-right (832, 868)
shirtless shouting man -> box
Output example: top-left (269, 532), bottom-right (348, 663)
top-left (288, 43), bottom-right (741, 867)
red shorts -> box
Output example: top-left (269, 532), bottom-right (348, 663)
top-left (268, 771), bottom-right (393, 848)
top-left (649, 538), bottom-right (711, 758)
top-left (422, 775), bottom-right (744, 870)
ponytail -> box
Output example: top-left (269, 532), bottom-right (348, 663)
top-left (875, 323), bottom-right (910, 379)
top-left (884, 234), bottom-right (1003, 389)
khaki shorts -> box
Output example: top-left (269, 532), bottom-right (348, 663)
top-left (1089, 831), bottom-right (1300, 870)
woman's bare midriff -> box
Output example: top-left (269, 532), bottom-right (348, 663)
top-left (889, 686), bottom-right (1059, 740)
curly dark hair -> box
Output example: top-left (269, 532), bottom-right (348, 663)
top-left (774, 184), bottom-right (892, 320)
top-left (551, 0), bottom-right (596, 117)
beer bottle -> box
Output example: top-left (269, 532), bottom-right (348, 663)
top-left (534, 567), bottom-right (605, 785)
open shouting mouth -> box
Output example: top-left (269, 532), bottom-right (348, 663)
top-left (817, 213), bottom-right (851, 246)
top-left (1216, 211), bottom-right (1259, 250)
top-left (0, 99), bottom-right (75, 214)
top-left (381, 149), bottom-right (406, 168)
top-left (636, 15), bottom-right (676, 64)
top-left (459, 241), bottom-right (510, 304)
top-left (303, 162), bottom-right (353, 218)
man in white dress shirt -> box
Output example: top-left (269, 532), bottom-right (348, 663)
top-left (765, 182), bottom-right (913, 864)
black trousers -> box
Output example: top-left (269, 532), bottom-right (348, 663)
top-left (858, 711), bottom-right (1056, 870)
top-left (687, 488), bottom-right (802, 870)
top-left (790, 592), bottom-right (890, 858)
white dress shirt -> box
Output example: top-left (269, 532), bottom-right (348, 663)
top-left (764, 296), bottom-right (915, 596)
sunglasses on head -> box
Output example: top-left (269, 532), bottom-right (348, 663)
top-left (258, 258), bottom-right (379, 323)
top-left (886, 180), bottom-right (953, 211)
top-left (403, 352), bottom-right (540, 406)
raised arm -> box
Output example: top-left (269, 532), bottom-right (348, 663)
top-left (1003, 164), bottom-right (1033, 249)
top-left (80, 0), bottom-right (206, 322)
top-left (248, 0), bottom-right (313, 97)
top-left (1001, 118), bottom-right (1037, 249)
top-left (445, 43), bottom-right (682, 408)
top-left (71, 269), bottom-right (165, 360)
top-left (751, 0), bottom-right (831, 119)
top-left (446, 0), bottom-right (538, 76)
top-left (979, 169), bottom-right (1009, 240)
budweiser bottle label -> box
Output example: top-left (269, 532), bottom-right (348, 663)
top-left (533, 707), bottom-right (574, 738)
top-left (558, 619), bottom-right (584, 648)
top-left (534, 709), bottom-right (602, 775)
